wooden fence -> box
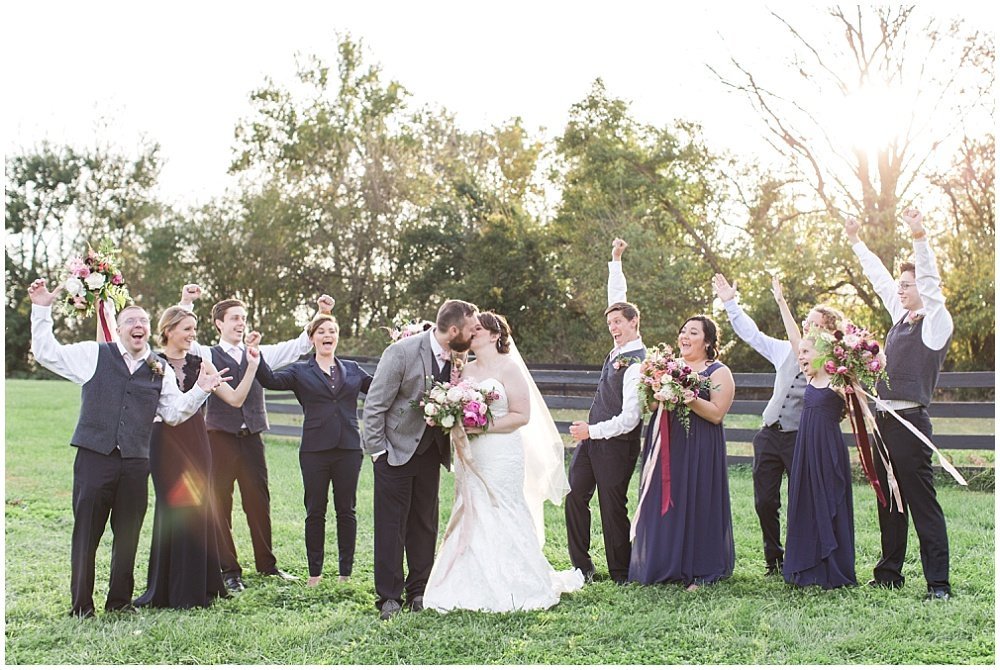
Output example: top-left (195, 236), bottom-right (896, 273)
top-left (265, 356), bottom-right (994, 465)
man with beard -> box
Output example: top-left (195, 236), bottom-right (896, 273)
top-left (362, 299), bottom-right (479, 620)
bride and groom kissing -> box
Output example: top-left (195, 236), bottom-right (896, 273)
top-left (362, 299), bottom-right (584, 619)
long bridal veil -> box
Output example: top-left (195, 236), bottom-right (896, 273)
top-left (508, 338), bottom-right (570, 546)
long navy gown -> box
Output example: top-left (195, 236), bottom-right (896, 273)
top-left (628, 361), bottom-right (735, 586)
top-left (782, 384), bottom-right (856, 589)
top-left (135, 354), bottom-right (227, 609)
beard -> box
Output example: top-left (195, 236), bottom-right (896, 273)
top-left (448, 332), bottom-right (473, 353)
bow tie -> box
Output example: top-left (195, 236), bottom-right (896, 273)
top-left (437, 351), bottom-right (451, 364)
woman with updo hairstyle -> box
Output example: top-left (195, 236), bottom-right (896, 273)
top-left (476, 311), bottom-right (512, 354)
top-left (628, 313), bottom-right (737, 589)
top-left (136, 306), bottom-right (260, 609)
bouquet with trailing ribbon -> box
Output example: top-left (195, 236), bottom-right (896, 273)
top-left (636, 343), bottom-right (713, 432)
top-left (60, 238), bottom-right (131, 342)
top-left (384, 318), bottom-right (434, 343)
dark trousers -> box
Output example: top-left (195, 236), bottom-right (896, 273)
top-left (873, 409), bottom-right (950, 590)
top-left (565, 437), bottom-right (641, 581)
top-left (751, 425), bottom-right (797, 568)
top-left (208, 430), bottom-right (276, 578)
top-left (372, 448), bottom-right (442, 608)
top-left (299, 448), bottom-right (363, 577)
top-left (70, 448), bottom-right (149, 615)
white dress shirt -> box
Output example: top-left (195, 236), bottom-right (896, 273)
top-left (30, 304), bottom-right (209, 426)
top-left (178, 302), bottom-right (312, 369)
top-left (723, 299), bottom-right (793, 370)
top-left (589, 260), bottom-right (643, 440)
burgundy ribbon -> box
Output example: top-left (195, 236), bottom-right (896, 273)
top-left (97, 298), bottom-right (113, 343)
top-left (846, 389), bottom-right (887, 507)
top-left (658, 409), bottom-right (673, 515)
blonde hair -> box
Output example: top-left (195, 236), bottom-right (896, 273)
top-left (157, 306), bottom-right (197, 347)
top-left (810, 304), bottom-right (845, 333)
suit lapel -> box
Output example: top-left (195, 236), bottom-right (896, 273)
top-left (418, 332), bottom-right (433, 382)
top-left (308, 357), bottom-right (337, 399)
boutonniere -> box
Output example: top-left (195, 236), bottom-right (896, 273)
top-left (146, 354), bottom-right (165, 376)
top-left (612, 354), bottom-right (640, 371)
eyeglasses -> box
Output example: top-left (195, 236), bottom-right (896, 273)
top-left (121, 317), bottom-right (150, 327)
top-left (896, 281), bottom-right (916, 290)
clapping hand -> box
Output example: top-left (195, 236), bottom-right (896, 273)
top-left (196, 363), bottom-right (233, 393)
top-left (317, 294), bottom-right (335, 315)
top-left (901, 207), bottom-right (924, 233)
top-left (712, 273), bottom-right (737, 302)
top-left (843, 216), bottom-right (861, 244)
top-left (611, 238), bottom-right (628, 261)
top-left (27, 278), bottom-right (63, 306)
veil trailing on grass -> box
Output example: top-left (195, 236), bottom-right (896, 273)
top-left (509, 337), bottom-right (570, 546)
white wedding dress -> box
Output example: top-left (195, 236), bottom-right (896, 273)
top-left (423, 378), bottom-right (585, 613)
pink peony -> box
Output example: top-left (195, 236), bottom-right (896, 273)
top-left (465, 401), bottom-right (482, 415)
top-left (824, 361), bottom-right (837, 374)
top-left (836, 366), bottom-right (849, 374)
top-left (868, 360), bottom-right (882, 371)
top-left (111, 273), bottom-right (123, 285)
top-left (463, 413), bottom-right (479, 427)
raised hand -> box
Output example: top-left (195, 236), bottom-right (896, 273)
top-left (181, 283), bottom-right (203, 305)
top-left (317, 294), bottom-right (335, 315)
top-left (712, 273), bottom-right (737, 302)
top-left (900, 207), bottom-right (924, 233)
top-left (27, 278), bottom-right (63, 306)
top-left (245, 330), bottom-right (262, 351)
top-left (843, 216), bottom-right (861, 244)
top-left (611, 238), bottom-right (628, 261)
top-left (770, 275), bottom-right (785, 304)
top-left (196, 363), bottom-right (233, 393)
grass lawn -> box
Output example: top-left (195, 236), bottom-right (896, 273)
top-left (4, 379), bottom-right (995, 664)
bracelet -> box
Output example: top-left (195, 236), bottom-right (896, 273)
top-left (911, 230), bottom-right (926, 240)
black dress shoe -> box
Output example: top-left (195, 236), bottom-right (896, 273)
top-left (408, 596), bottom-right (425, 612)
top-left (106, 604), bottom-right (139, 615)
top-left (379, 599), bottom-right (402, 621)
top-left (867, 578), bottom-right (904, 590)
top-left (764, 564), bottom-right (783, 577)
top-left (924, 588), bottom-right (951, 601)
top-left (224, 576), bottom-right (246, 592)
top-left (262, 568), bottom-right (299, 581)
top-left (578, 566), bottom-right (596, 583)
top-left (69, 607), bottom-right (95, 619)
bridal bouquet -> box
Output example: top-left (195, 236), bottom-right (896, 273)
top-left (60, 238), bottom-right (131, 318)
top-left (808, 321), bottom-right (887, 392)
top-left (412, 379), bottom-right (502, 432)
top-left (384, 318), bottom-right (434, 343)
top-left (636, 343), bottom-right (714, 431)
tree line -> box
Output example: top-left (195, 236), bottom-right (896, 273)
top-left (6, 9), bottom-right (994, 376)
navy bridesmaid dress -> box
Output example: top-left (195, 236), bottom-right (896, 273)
top-left (783, 384), bottom-right (856, 589)
top-left (628, 361), bottom-right (735, 586)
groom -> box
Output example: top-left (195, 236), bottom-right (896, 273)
top-left (362, 299), bottom-right (479, 620)
top-left (565, 238), bottom-right (645, 584)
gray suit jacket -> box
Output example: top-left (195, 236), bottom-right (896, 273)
top-left (362, 330), bottom-right (436, 466)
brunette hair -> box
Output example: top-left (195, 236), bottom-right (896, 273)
top-left (604, 301), bottom-right (640, 321)
top-left (436, 299), bottom-right (478, 332)
top-left (307, 313), bottom-right (338, 339)
top-left (211, 299), bottom-right (246, 333)
top-left (810, 304), bottom-right (845, 333)
top-left (477, 311), bottom-right (511, 354)
top-left (679, 314), bottom-right (721, 360)
top-left (898, 261), bottom-right (916, 275)
top-left (157, 306), bottom-right (196, 347)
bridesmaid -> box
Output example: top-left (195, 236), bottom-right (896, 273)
top-left (628, 315), bottom-right (736, 589)
top-left (253, 314), bottom-right (372, 587)
top-left (136, 306), bottom-right (260, 609)
top-left (773, 279), bottom-right (856, 589)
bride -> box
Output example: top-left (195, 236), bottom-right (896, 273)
top-left (423, 311), bottom-right (585, 612)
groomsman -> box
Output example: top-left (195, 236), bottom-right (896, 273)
top-left (845, 208), bottom-right (954, 600)
top-left (179, 284), bottom-right (334, 592)
top-left (28, 279), bottom-right (229, 618)
top-left (565, 238), bottom-right (646, 585)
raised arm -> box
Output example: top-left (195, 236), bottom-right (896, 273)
top-left (607, 238), bottom-right (628, 305)
top-left (902, 208), bottom-right (954, 350)
top-left (844, 216), bottom-right (906, 323)
top-left (771, 276), bottom-right (801, 352)
top-left (28, 279), bottom-right (99, 384)
top-left (258, 294), bottom-right (335, 368)
top-left (713, 273), bottom-right (792, 368)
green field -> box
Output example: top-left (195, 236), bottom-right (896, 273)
top-left (4, 379), bottom-right (995, 664)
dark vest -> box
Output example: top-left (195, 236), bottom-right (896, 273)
top-left (205, 345), bottom-right (268, 434)
top-left (876, 316), bottom-right (950, 407)
top-left (70, 342), bottom-right (164, 458)
top-left (588, 346), bottom-right (647, 443)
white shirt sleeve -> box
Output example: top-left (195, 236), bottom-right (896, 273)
top-left (913, 238), bottom-right (954, 351)
top-left (29, 304), bottom-right (99, 385)
top-left (852, 241), bottom-right (907, 324)
top-left (155, 366), bottom-right (211, 425)
top-left (608, 261), bottom-right (627, 306)
top-left (259, 329), bottom-right (312, 369)
top-left (722, 299), bottom-right (792, 369)
top-left (588, 362), bottom-right (642, 440)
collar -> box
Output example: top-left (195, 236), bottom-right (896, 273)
top-left (219, 339), bottom-right (245, 356)
top-left (610, 337), bottom-right (644, 357)
top-left (429, 328), bottom-right (448, 362)
top-left (906, 307), bottom-right (928, 322)
top-left (115, 341), bottom-right (150, 363)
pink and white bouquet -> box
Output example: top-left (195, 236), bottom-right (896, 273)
top-left (384, 318), bottom-right (434, 343)
top-left (808, 321), bottom-right (888, 392)
top-left (412, 378), bottom-right (502, 433)
top-left (636, 343), bottom-right (714, 431)
top-left (60, 238), bottom-right (131, 318)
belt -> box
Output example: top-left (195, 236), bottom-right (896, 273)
top-left (236, 428), bottom-right (254, 437)
top-left (876, 406), bottom-right (924, 419)
top-left (765, 421), bottom-right (784, 432)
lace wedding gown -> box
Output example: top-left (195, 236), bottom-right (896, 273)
top-left (423, 378), bottom-right (584, 612)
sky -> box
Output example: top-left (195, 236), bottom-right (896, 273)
top-left (3, 1), bottom-right (996, 209)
